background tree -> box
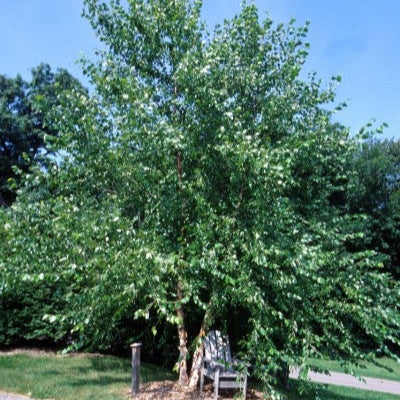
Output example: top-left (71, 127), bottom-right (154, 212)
top-left (347, 138), bottom-right (400, 279)
top-left (1, 0), bottom-right (399, 396)
top-left (0, 64), bottom-right (85, 206)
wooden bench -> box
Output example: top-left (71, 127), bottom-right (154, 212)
top-left (200, 330), bottom-right (248, 399)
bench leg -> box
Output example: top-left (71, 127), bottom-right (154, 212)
top-left (214, 369), bottom-right (220, 399)
top-left (242, 373), bottom-right (247, 399)
top-left (200, 369), bottom-right (206, 394)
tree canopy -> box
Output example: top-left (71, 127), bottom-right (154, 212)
top-left (347, 138), bottom-right (400, 279)
top-left (0, 64), bottom-right (85, 206)
top-left (0, 0), bottom-right (399, 395)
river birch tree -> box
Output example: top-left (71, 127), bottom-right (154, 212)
top-left (2, 0), bottom-right (399, 395)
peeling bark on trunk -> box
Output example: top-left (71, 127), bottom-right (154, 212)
top-left (188, 326), bottom-right (206, 388)
top-left (174, 84), bottom-right (189, 387)
top-left (188, 301), bottom-right (214, 388)
top-left (177, 280), bottom-right (189, 386)
top-left (177, 324), bottom-right (189, 386)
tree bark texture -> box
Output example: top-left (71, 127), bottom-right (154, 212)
top-left (188, 300), bottom-right (214, 387)
top-left (188, 326), bottom-right (206, 388)
top-left (177, 280), bottom-right (189, 386)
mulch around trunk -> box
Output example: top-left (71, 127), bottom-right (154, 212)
top-left (128, 381), bottom-right (264, 400)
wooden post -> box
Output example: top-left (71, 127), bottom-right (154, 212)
top-left (131, 343), bottom-right (142, 395)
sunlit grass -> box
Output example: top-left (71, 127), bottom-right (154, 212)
top-left (307, 356), bottom-right (400, 382)
top-left (281, 380), bottom-right (400, 400)
top-left (0, 353), bottom-right (175, 400)
top-left (0, 353), bottom-right (398, 400)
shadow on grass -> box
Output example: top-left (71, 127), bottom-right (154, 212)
top-left (67, 375), bottom-right (129, 388)
top-left (370, 359), bottom-right (395, 375)
top-left (65, 357), bottom-right (175, 389)
top-left (141, 362), bottom-right (176, 382)
top-left (284, 387), bottom-right (359, 400)
top-left (38, 369), bottom-right (63, 376)
top-left (74, 356), bottom-right (130, 374)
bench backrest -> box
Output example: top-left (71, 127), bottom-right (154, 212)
top-left (204, 330), bottom-right (233, 365)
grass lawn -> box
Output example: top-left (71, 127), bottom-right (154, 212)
top-left (282, 380), bottom-right (400, 400)
top-left (0, 352), bottom-right (175, 400)
top-left (0, 352), bottom-right (399, 400)
top-left (307, 356), bottom-right (400, 382)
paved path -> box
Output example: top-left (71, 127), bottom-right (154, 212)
top-left (290, 368), bottom-right (400, 395)
top-left (0, 393), bottom-right (32, 400)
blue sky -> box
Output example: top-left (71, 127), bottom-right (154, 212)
top-left (0, 0), bottom-right (399, 139)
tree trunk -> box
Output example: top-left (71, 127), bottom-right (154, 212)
top-left (188, 326), bottom-right (206, 388)
top-left (174, 89), bottom-right (189, 386)
top-left (277, 361), bottom-right (290, 389)
top-left (177, 280), bottom-right (189, 386)
top-left (0, 192), bottom-right (7, 207)
top-left (188, 300), bottom-right (214, 387)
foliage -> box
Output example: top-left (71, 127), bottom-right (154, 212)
top-left (1, 0), bottom-right (399, 396)
top-left (347, 139), bottom-right (400, 279)
top-left (0, 64), bottom-right (86, 345)
top-left (0, 96), bottom-right (175, 360)
top-left (0, 64), bottom-right (85, 206)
